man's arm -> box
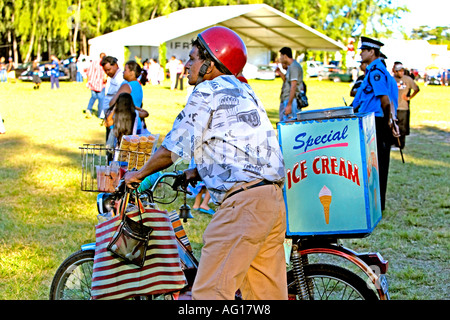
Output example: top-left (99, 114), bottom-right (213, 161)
top-left (275, 67), bottom-right (286, 82)
top-left (109, 83), bottom-right (131, 106)
top-left (124, 146), bottom-right (177, 188)
top-left (379, 95), bottom-right (391, 120)
top-left (407, 80), bottom-right (420, 101)
top-left (284, 79), bottom-right (298, 115)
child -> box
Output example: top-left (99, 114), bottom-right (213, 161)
top-left (187, 159), bottom-right (214, 215)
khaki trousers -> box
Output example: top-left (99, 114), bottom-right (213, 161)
top-left (192, 183), bottom-right (288, 300)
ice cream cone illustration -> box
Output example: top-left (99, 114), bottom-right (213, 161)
top-left (319, 185), bottom-right (332, 224)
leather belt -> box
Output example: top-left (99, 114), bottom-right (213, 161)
top-left (225, 180), bottom-right (278, 201)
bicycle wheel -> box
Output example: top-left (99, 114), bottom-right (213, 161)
top-left (287, 263), bottom-right (379, 300)
top-left (49, 250), bottom-right (94, 300)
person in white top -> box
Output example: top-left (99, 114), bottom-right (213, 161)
top-left (100, 56), bottom-right (124, 144)
top-left (101, 56), bottom-right (124, 119)
top-left (166, 56), bottom-right (179, 90)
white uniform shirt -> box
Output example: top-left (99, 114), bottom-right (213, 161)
top-left (162, 75), bottom-right (285, 204)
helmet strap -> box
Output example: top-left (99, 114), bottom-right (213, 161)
top-left (196, 60), bottom-right (211, 85)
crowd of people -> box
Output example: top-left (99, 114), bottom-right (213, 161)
top-left (0, 29), bottom-right (433, 300)
top-left (80, 53), bottom-right (191, 143)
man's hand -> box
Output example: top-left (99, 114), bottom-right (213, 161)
top-left (124, 170), bottom-right (142, 189)
top-left (184, 168), bottom-right (201, 187)
top-left (171, 168), bottom-right (201, 194)
top-left (284, 102), bottom-right (292, 116)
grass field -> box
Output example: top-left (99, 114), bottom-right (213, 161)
top-left (0, 77), bottom-right (448, 300)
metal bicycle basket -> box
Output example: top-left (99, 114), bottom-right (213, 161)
top-left (79, 134), bottom-right (159, 192)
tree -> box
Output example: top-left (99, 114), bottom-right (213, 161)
top-left (411, 26), bottom-right (450, 43)
top-left (0, 0), bottom-right (409, 64)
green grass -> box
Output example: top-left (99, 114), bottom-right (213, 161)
top-left (0, 77), bottom-right (448, 300)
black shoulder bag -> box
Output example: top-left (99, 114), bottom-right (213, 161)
top-left (107, 189), bottom-right (153, 268)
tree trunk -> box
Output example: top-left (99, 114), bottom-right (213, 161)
top-left (150, 6), bottom-right (158, 20)
top-left (24, 0), bottom-right (41, 62)
top-left (47, 33), bottom-right (52, 58)
top-left (25, 32), bottom-right (35, 62)
top-left (96, 0), bottom-right (102, 36)
top-left (8, 10), bottom-right (19, 64)
top-left (72, 0), bottom-right (82, 55)
top-left (37, 36), bottom-right (42, 61)
top-left (12, 26), bottom-right (19, 64)
top-left (82, 31), bottom-right (87, 55)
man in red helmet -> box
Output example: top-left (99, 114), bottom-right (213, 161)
top-left (124, 26), bottom-right (287, 300)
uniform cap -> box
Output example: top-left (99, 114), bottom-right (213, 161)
top-left (359, 36), bottom-right (384, 50)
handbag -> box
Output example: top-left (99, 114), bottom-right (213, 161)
top-left (296, 90), bottom-right (309, 109)
top-left (91, 191), bottom-right (187, 300)
top-left (107, 191), bottom-right (152, 268)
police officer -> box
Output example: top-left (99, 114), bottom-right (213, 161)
top-left (352, 36), bottom-right (396, 211)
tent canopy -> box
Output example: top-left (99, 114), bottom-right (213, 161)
top-left (89, 4), bottom-right (345, 52)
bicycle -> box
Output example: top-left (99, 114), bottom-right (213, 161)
top-left (49, 161), bottom-right (390, 300)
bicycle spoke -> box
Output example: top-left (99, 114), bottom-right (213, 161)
top-left (300, 274), bottom-right (366, 300)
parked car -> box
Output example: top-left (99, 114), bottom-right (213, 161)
top-left (317, 65), bottom-right (340, 81)
top-left (328, 71), bottom-right (353, 82)
top-left (306, 61), bottom-right (323, 77)
top-left (14, 62), bottom-right (33, 78)
top-left (242, 64), bottom-right (276, 80)
top-left (255, 65), bottom-right (276, 80)
top-left (18, 59), bottom-right (72, 82)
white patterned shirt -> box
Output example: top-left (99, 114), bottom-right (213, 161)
top-left (162, 75), bottom-right (285, 204)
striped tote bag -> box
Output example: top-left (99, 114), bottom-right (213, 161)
top-left (91, 207), bottom-right (187, 300)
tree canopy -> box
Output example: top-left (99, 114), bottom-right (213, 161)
top-left (1, 0), bottom-right (439, 63)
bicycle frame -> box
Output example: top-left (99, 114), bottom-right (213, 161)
top-left (79, 171), bottom-right (390, 300)
top-left (81, 243), bottom-right (96, 251)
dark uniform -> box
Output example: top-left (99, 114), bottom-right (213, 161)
top-left (352, 37), bottom-right (397, 211)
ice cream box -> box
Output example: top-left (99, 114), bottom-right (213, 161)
top-left (277, 108), bottom-right (382, 237)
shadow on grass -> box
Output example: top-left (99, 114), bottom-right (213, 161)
top-left (0, 133), bottom-right (101, 256)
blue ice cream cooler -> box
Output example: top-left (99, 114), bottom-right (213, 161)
top-left (277, 107), bottom-right (382, 237)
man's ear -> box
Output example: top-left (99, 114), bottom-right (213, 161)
top-left (199, 60), bottom-right (211, 76)
top-left (207, 60), bottom-right (215, 74)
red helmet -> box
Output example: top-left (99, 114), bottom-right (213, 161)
top-left (197, 26), bottom-right (247, 76)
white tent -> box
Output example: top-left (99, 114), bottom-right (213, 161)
top-left (88, 4), bottom-right (345, 71)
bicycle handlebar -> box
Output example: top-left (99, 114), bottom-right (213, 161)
top-left (150, 171), bottom-right (186, 193)
top-left (114, 171), bottom-right (189, 196)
